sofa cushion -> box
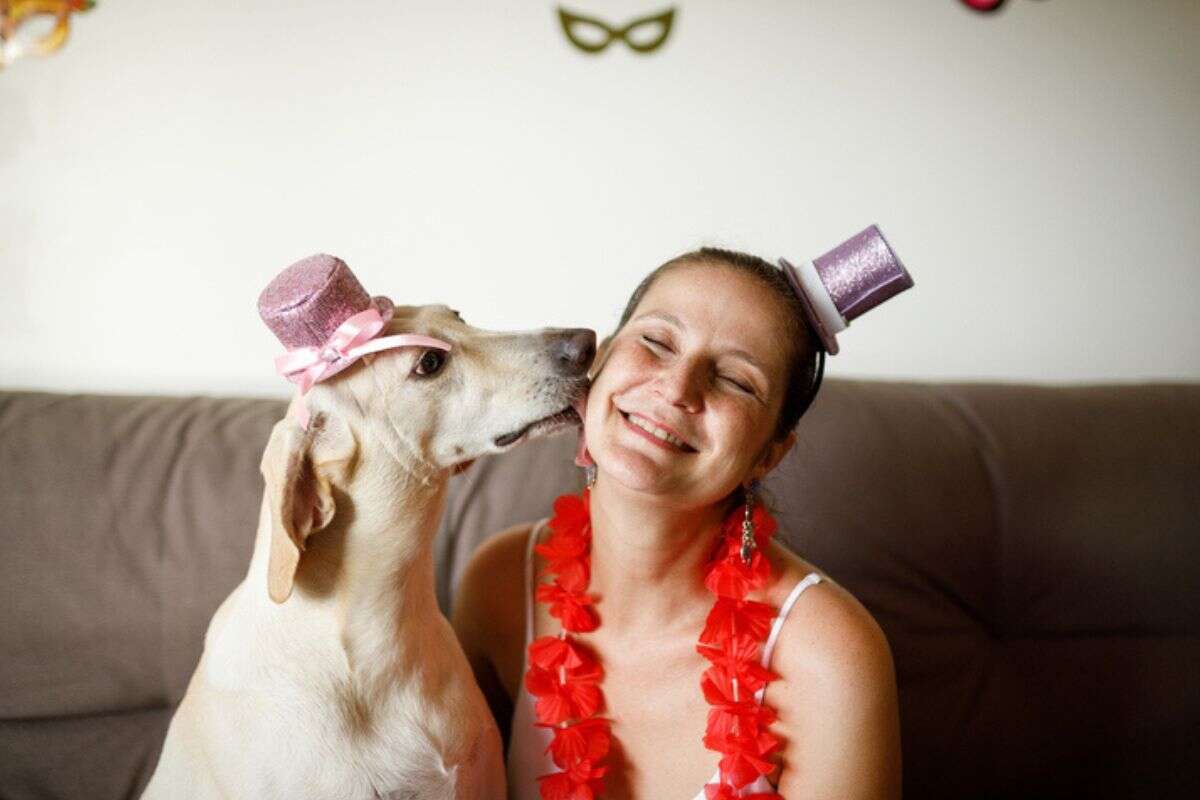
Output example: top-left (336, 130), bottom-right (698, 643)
top-left (0, 707), bottom-right (171, 800)
top-left (0, 392), bottom-right (284, 718)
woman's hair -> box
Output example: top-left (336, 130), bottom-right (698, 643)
top-left (615, 247), bottom-right (822, 442)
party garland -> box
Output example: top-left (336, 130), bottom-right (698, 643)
top-left (525, 488), bottom-right (786, 800)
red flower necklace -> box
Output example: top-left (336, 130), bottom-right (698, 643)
top-left (526, 488), bottom-right (786, 800)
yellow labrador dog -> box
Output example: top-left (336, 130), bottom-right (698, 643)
top-left (143, 289), bottom-right (593, 799)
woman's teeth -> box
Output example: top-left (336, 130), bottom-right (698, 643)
top-left (627, 413), bottom-right (687, 449)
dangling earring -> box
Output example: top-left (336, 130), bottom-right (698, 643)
top-left (740, 482), bottom-right (758, 565)
top-left (585, 465), bottom-right (597, 489)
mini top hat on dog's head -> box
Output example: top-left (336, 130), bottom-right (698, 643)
top-left (258, 253), bottom-right (397, 384)
top-left (780, 224), bottom-right (913, 357)
top-left (258, 253), bottom-right (450, 428)
top-left (259, 253), bottom-right (395, 351)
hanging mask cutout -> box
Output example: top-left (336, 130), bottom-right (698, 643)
top-left (557, 6), bottom-right (676, 55)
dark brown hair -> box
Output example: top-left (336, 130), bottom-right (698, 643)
top-left (615, 247), bottom-right (822, 441)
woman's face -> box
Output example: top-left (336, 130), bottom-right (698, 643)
top-left (585, 262), bottom-right (796, 508)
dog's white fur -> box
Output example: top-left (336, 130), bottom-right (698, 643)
top-left (143, 305), bottom-right (590, 799)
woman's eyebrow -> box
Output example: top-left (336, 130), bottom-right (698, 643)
top-left (725, 348), bottom-right (766, 372)
top-left (633, 310), bottom-right (684, 328)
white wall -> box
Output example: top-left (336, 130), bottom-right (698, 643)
top-left (2, 0), bottom-right (1197, 397)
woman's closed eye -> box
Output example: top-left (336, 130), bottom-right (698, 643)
top-left (721, 375), bottom-right (754, 394)
top-left (641, 334), bottom-right (673, 353)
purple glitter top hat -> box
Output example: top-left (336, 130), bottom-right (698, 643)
top-left (779, 224), bottom-right (913, 355)
top-left (258, 253), bottom-right (395, 381)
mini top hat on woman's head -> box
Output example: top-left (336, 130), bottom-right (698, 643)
top-left (777, 225), bottom-right (913, 421)
top-left (779, 224), bottom-right (913, 356)
top-left (258, 253), bottom-right (396, 384)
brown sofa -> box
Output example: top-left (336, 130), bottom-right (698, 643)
top-left (1, 381), bottom-right (1197, 799)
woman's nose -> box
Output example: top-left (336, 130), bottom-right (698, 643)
top-left (654, 357), bottom-right (704, 411)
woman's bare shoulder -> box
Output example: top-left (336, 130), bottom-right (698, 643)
top-left (764, 544), bottom-right (903, 797)
top-left (466, 522), bottom-right (537, 577)
top-left (451, 522), bottom-right (542, 698)
top-left (765, 541), bottom-right (893, 679)
top-left (453, 522), bottom-right (537, 624)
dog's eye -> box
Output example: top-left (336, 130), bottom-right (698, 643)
top-left (413, 349), bottom-right (447, 377)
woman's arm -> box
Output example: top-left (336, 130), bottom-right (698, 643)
top-left (771, 583), bottom-right (903, 799)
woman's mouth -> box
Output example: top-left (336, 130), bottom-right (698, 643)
top-left (619, 410), bottom-right (696, 453)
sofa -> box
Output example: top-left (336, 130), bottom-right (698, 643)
top-left (1, 380), bottom-right (1197, 799)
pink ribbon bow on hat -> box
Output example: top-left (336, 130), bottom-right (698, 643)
top-left (273, 307), bottom-right (450, 428)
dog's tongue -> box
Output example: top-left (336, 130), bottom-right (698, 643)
top-left (571, 394), bottom-right (594, 468)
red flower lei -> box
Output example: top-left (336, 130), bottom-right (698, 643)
top-left (526, 488), bottom-right (785, 800)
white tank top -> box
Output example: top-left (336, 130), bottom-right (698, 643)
top-left (506, 519), bottom-right (824, 799)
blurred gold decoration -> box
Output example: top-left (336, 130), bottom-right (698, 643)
top-left (0, 0), bottom-right (95, 69)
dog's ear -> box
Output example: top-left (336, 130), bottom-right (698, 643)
top-left (260, 413), bottom-right (355, 604)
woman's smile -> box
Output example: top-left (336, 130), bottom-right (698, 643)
top-left (618, 408), bottom-right (697, 452)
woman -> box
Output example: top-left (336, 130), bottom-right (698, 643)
top-left (453, 234), bottom-right (908, 799)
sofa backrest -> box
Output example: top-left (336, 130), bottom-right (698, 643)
top-left (1, 382), bottom-right (1197, 799)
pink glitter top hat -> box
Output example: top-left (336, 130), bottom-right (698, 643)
top-left (258, 253), bottom-right (397, 383)
top-left (258, 253), bottom-right (451, 429)
top-left (779, 224), bottom-right (914, 356)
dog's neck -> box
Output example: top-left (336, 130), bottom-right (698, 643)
top-left (250, 435), bottom-right (452, 699)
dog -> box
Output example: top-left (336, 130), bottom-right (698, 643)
top-left (142, 301), bottom-right (594, 799)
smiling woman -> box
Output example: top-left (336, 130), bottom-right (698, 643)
top-left (452, 231), bottom-right (913, 800)
top-left (614, 248), bottom-right (824, 444)
top-left (585, 259), bottom-right (808, 505)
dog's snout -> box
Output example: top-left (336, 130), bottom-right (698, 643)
top-left (546, 329), bottom-right (596, 377)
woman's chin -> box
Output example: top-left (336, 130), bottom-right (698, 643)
top-left (593, 443), bottom-right (680, 494)
top-left (592, 435), bottom-right (750, 510)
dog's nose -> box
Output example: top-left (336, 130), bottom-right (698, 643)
top-left (546, 329), bottom-right (596, 377)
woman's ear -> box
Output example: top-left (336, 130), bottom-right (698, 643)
top-left (750, 431), bottom-right (797, 483)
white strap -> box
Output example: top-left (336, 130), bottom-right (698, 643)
top-left (754, 572), bottom-right (823, 703)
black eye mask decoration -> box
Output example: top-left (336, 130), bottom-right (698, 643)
top-left (557, 6), bottom-right (676, 55)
